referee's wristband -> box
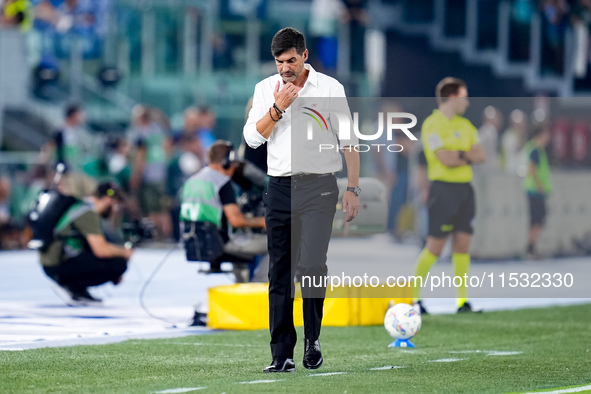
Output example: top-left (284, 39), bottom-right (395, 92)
top-left (458, 150), bottom-right (468, 162)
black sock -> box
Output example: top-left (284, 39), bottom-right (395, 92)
top-left (527, 243), bottom-right (534, 254)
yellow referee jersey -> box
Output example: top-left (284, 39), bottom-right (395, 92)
top-left (421, 109), bottom-right (480, 183)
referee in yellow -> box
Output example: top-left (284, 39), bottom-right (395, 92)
top-left (413, 77), bottom-right (486, 314)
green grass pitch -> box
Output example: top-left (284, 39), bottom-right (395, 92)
top-left (1, 303), bottom-right (590, 393)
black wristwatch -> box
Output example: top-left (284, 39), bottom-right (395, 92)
top-left (458, 150), bottom-right (471, 165)
top-left (346, 186), bottom-right (361, 197)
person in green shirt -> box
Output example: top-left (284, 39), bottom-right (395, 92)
top-left (40, 183), bottom-right (134, 306)
top-left (523, 124), bottom-right (552, 258)
top-left (413, 77), bottom-right (486, 314)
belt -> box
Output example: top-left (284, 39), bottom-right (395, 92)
top-left (272, 173), bottom-right (336, 183)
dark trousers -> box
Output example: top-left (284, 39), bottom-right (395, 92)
top-left (264, 174), bottom-right (338, 359)
top-left (43, 251), bottom-right (128, 292)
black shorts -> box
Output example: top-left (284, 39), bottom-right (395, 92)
top-left (428, 181), bottom-right (475, 238)
top-left (528, 195), bottom-right (547, 226)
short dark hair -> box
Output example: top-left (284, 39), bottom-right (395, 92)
top-left (271, 27), bottom-right (306, 58)
top-left (95, 182), bottom-right (124, 200)
top-left (436, 77), bottom-right (467, 104)
top-left (208, 140), bottom-right (233, 165)
top-left (198, 105), bottom-right (212, 115)
top-left (179, 133), bottom-right (197, 145)
top-left (65, 104), bottom-right (82, 119)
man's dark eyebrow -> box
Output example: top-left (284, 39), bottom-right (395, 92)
top-left (275, 57), bottom-right (296, 63)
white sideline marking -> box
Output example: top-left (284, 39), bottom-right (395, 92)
top-left (309, 372), bottom-right (347, 377)
top-left (486, 351), bottom-right (522, 356)
top-left (449, 350), bottom-right (484, 354)
top-left (523, 384), bottom-right (591, 394)
top-left (369, 366), bottom-right (405, 371)
top-left (153, 388), bottom-right (206, 393)
top-left (165, 342), bottom-right (260, 348)
top-left (429, 358), bottom-right (468, 363)
top-left (238, 380), bottom-right (284, 384)
top-left (449, 350), bottom-right (523, 356)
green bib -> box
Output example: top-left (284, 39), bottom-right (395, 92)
top-left (180, 167), bottom-right (230, 227)
top-left (523, 141), bottom-right (552, 194)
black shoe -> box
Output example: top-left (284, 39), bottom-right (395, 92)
top-left (457, 301), bottom-right (481, 313)
top-left (190, 311), bottom-right (208, 327)
top-left (263, 358), bottom-right (296, 373)
top-left (52, 283), bottom-right (102, 306)
top-left (415, 300), bottom-right (429, 315)
top-left (303, 339), bottom-right (323, 370)
top-left (70, 288), bottom-right (103, 305)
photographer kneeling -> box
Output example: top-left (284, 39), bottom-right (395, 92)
top-left (181, 140), bottom-right (266, 280)
top-left (40, 183), bottom-right (134, 305)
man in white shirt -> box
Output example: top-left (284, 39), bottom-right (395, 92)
top-left (244, 27), bottom-right (360, 373)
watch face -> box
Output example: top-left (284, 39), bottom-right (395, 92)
top-left (347, 187), bottom-right (361, 196)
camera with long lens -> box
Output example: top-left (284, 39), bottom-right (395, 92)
top-left (231, 160), bottom-right (267, 225)
top-left (121, 218), bottom-right (157, 245)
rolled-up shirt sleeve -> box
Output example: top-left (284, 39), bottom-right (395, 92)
top-left (329, 82), bottom-right (358, 148)
top-left (243, 82), bottom-right (270, 149)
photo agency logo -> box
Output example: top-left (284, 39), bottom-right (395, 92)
top-left (304, 109), bottom-right (419, 152)
top-left (303, 106), bottom-right (328, 134)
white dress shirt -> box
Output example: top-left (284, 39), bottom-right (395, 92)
top-left (243, 64), bottom-right (357, 177)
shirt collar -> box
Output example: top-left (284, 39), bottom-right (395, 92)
top-left (304, 63), bottom-right (318, 87)
top-left (433, 109), bottom-right (456, 122)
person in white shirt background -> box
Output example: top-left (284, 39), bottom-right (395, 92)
top-left (477, 106), bottom-right (503, 173)
top-left (501, 109), bottom-right (528, 175)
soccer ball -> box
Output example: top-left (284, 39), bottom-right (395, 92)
top-left (384, 303), bottom-right (421, 340)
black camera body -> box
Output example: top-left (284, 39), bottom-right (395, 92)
top-left (183, 221), bottom-right (225, 262)
top-left (121, 218), bottom-right (156, 245)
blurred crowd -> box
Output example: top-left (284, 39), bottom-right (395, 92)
top-left (0, 103), bottom-right (221, 250)
top-left (0, 0), bottom-right (370, 74)
top-left (1, 0), bottom-right (590, 79)
top-left (537, 0), bottom-right (591, 77)
top-left (500, 0), bottom-right (591, 79)
top-left (1, 0), bottom-right (111, 63)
